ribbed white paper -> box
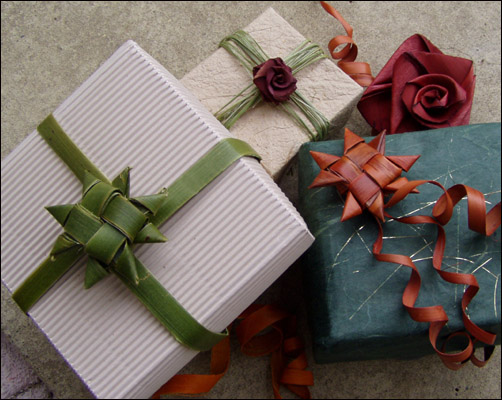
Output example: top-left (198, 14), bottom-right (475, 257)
top-left (1, 40), bottom-right (314, 399)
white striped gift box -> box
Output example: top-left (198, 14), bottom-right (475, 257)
top-left (1, 40), bottom-right (314, 399)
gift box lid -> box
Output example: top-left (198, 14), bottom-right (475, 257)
top-left (1, 40), bottom-right (314, 398)
top-left (298, 124), bottom-right (501, 363)
top-left (182, 7), bottom-right (363, 180)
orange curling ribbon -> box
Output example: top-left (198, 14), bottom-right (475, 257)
top-left (320, 1), bottom-right (374, 87)
top-left (309, 128), bottom-right (501, 369)
top-left (152, 331), bottom-right (231, 397)
top-left (380, 181), bottom-right (500, 369)
top-left (152, 304), bottom-right (313, 399)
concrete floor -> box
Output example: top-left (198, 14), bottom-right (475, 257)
top-left (1, 1), bottom-right (501, 399)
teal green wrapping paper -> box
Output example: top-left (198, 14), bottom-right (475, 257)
top-left (298, 123), bottom-right (501, 363)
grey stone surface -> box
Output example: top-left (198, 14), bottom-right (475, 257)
top-left (1, 285), bottom-right (93, 399)
top-left (1, 331), bottom-right (48, 399)
top-left (1, 1), bottom-right (501, 399)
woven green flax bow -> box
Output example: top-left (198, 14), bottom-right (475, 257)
top-left (215, 30), bottom-right (330, 141)
top-left (45, 169), bottom-right (169, 290)
top-left (12, 114), bottom-right (261, 352)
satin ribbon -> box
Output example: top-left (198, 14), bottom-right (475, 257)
top-left (309, 129), bottom-right (500, 368)
top-left (12, 113), bottom-right (261, 352)
top-left (320, 1), bottom-right (374, 87)
top-left (152, 304), bottom-right (313, 399)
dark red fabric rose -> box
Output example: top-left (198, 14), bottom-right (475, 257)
top-left (252, 57), bottom-right (297, 104)
top-left (357, 34), bottom-right (475, 134)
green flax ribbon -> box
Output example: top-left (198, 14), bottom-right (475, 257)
top-left (12, 114), bottom-right (261, 352)
top-left (215, 30), bottom-right (330, 141)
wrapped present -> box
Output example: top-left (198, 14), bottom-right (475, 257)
top-left (181, 7), bottom-right (364, 180)
top-left (0, 40), bottom-right (315, 398)
top-left (298, 124), bottom-right (501, 363)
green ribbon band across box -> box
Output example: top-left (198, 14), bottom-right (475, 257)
top-left (1, 40), bottom-right (314, 399)
top-left (298, 124), bottom-right (501, 363)
top-left (12, 114), bottom-right (263, 352)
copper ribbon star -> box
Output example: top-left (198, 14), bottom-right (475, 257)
top-left (309, 128), bottom-right (420, 222)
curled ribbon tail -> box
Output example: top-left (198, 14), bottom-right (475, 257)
top-left (320, 1), bottom-right (374, 86)
top-left (385, 180), bottom-right (500, 369)
top-left (153, 304), bottom-right (313, 399)
top-left (374, 213), bottom-right (475, 370)
top-left (433, 184), bottom-right (502, 235)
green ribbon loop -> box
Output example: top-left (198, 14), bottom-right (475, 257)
top-left (12, 114), bottom-right (261, 352)
top-left (216, 30), bottom-right (330, 141)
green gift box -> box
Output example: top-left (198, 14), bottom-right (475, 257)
top-left (298, 123), bottom-right (501, 363)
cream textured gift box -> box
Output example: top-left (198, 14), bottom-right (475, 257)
top-left (181, 8), bottom-right (364, 180)
top-left (1, 40), bottom-right (314, 399)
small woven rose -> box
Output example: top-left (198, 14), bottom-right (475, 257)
top-left (252, 57), bottom-right (297, 104)
top-left (216, 30), bottom-right (329, 141)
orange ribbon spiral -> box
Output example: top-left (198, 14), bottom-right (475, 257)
top-left (152, 304), bottom-right (313, 399)
top-left (377, 181), bottom-right (501, 369)
top-left (320, 1), bottom-right (374, 87)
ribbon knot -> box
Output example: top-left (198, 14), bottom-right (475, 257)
top-left (46, 168), bottom-right (168, 289)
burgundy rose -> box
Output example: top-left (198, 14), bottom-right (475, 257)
top-left (357, 34), bottom-right (475, 134)
top-left (253, 57), bottom-right (297, 104)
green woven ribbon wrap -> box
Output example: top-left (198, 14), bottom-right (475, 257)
top-left (216, 30), bottom-right (330, 141)
top-left (13, 114), bottom-right (261, 352)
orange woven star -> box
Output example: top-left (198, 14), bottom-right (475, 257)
top-left (309, 128), bottom-right (420, 222)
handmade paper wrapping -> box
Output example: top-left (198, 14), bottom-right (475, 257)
top-left (181, 7), bottom-right (364, 181)
top-left (298, 124), bottom-right (501, 363)
top-left (0, 40), bottom-right (314, 398)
